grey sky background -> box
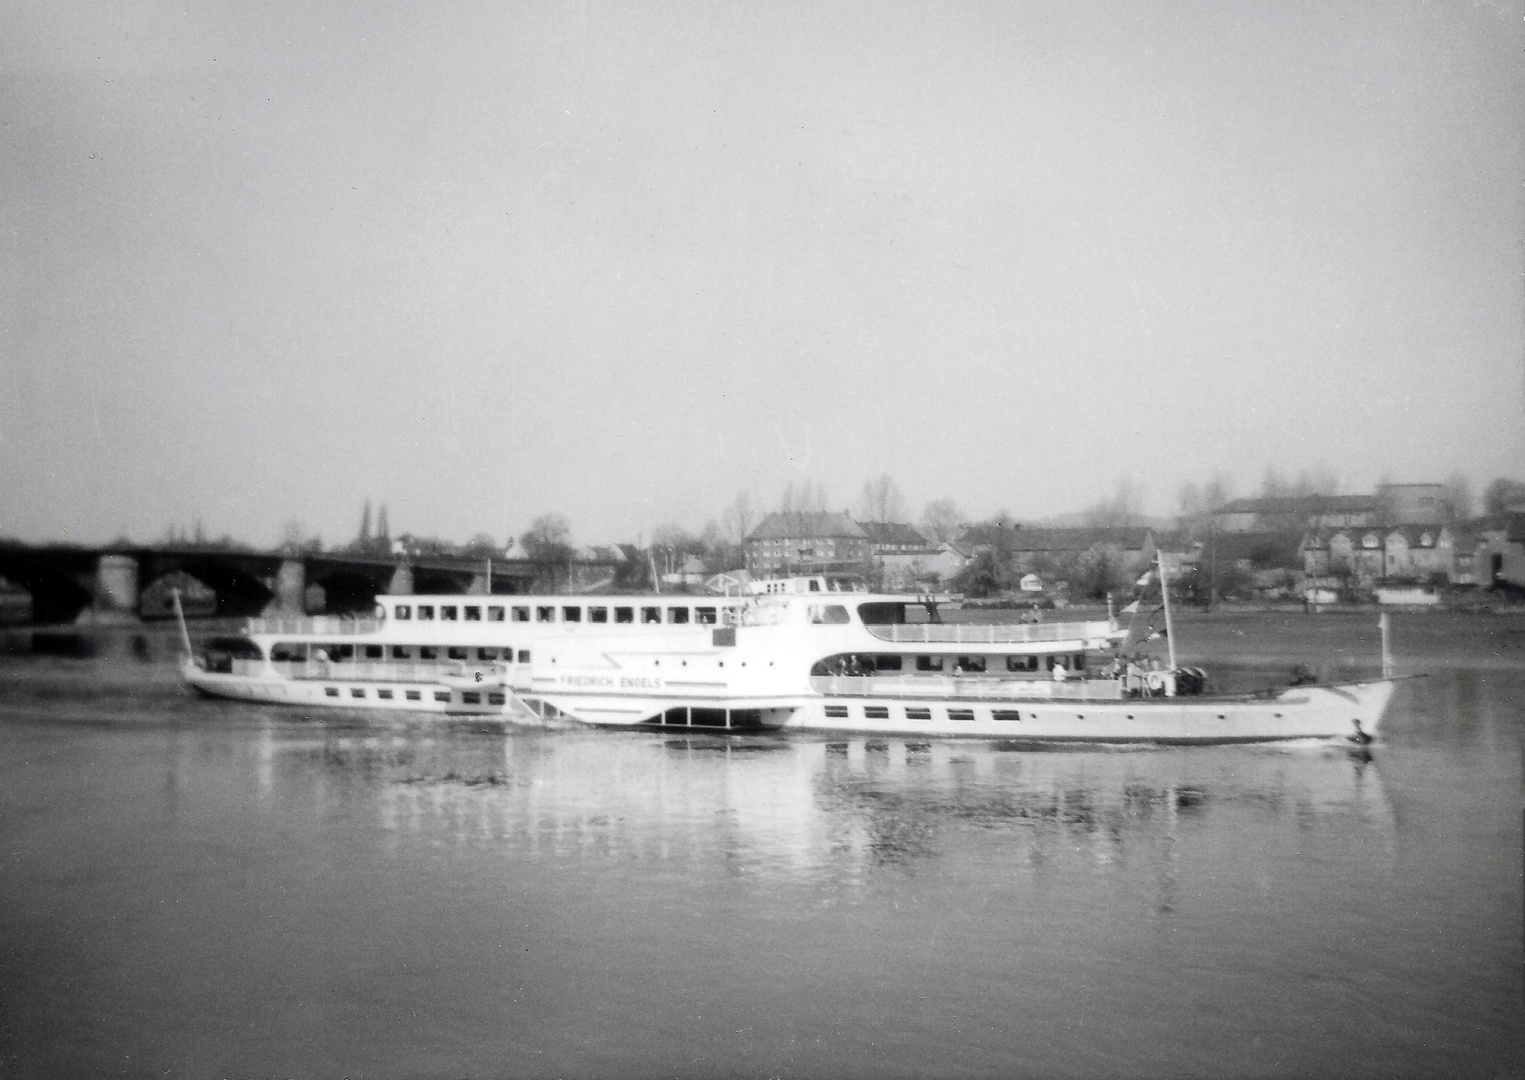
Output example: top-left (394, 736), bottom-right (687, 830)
top-left (3, 0), bottom-right (1522, 548)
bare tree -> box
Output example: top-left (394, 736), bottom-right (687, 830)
top-left (1203, 473), bottom-right (1232, 511)
top-left (1483, 477), bottom-right (1525, 516)
top-left (1293, 464), bottom-right (1340, 497)
top-left (1083, 475), bottom-right (1144, 527)
top-left (520, 514), bottom-right (574, 589)
top-left (919, 498), bottom-right (966, 544)
top-left (721, 490), bottom-right (756, 545)
top-left (1440, 473), bottom-right (1473, 521)
top-left (858, 474), bottom-right (907, 522)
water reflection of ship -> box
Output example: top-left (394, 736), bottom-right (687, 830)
top-left (250, 728), bottom-right (1395, 889)
top-left (814, 739), bottom-right (1393, 858)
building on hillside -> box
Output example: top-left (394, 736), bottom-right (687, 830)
top-left (858, 521), bottom-right (963, 590)
top-left (1201, 531), bottom-right (1306, 597)
top-left (949, 525), bottom-right (1168, 598)
top-left (1483, 511), bottom-right (1525, 589)
top-left (745, 511), bottom-right (870, 576)
top-left (998, 527), bottom-right (1161, 574)
top-left (1447, 526), bottom-right (1488, 587)
top-left (1300, 525), bottom-right (1488, 587)
top-left (1381, 526), bottom-right (1451, 582)
top-left (1212, 494), bottom-right (1378, 534)
top-left (1377, 483), bottom-right (1446, 526)
top-left (140, 570), bottom-right (218, 619)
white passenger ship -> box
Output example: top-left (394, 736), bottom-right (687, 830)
top-left (182, 573), bottom-right (1394, 743)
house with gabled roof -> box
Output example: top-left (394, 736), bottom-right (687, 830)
top-left (1382, 525), bottom-right (1452, 582)
top-left (745, 511), bottom-right (870, 576)
top-left (858, 521), bottom-right (965, 590)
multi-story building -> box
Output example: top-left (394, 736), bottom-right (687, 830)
top-left (1212, 494), bottom-right (1378, 534)
top-left (744, 512), bottom-right (870, 576)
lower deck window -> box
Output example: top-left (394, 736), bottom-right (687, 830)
top-left (948, 708), bottom-right (975, 721)
top-left (954, 656), bottom-right (986, 673)
top-left (615, 607), bottom-right (634, 623)
top-left (642, 607), bottom-right (661, 624)
top-left (824, 705), bottom-right (849, 718)
top-left (1007, 655), bottom-right (1039, 672)
top-left (993, 709), bottom-right (1022, 722)
top-left (325, 687), bottom-right (339, 697)
top-left (392, 646), bottom-right (411, 659)
top-left (905, 707), bottom-right (931, 720)
top-left (377, 689), bottom-right (393, 700)
top-left (365, 645), bottom-right (384, 659)
top-left (488, 692), bottom-right (506, 705)
top-left (864, 706), bottom-right (890, 719)
top-left (433, 691), bottom-right (451, 702)
top-left (462, 691), bottom-right (481, 705)
top-left (476, 647), bottom-right (498, 661)
top-left (405, 690), bottom-right (421, 701)
top-left (517, 649), bottom-right (531, 664)
top-left (350, 688), bottom-right (365, 698)
top-left (916, 656), bottom-right (944, 672)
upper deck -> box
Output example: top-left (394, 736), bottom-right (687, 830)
top-left (237, 575), bottom-right (1120, 655)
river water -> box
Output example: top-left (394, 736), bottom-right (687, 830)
top-left (1, 612), bottom-right (1521, 1078)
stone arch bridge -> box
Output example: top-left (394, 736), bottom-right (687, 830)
top-left (0, 544), bottom-right (618, 625)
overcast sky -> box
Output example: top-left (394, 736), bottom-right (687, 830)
top-left (3, 0), bottom-right (1521, 548)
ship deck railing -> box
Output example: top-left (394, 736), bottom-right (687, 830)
top-left (810, 674), bottom-right (1128, 700)
top-left (245, 616), bottom-right (384, 637)
top-left (863, 620), bottom-right (1119, 645)
top-left (230, 658), bottom-right (516, 683)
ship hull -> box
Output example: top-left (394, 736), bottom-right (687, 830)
top-left (774, 680), bottom-right (1394, 743)
top-left (181, 661), bottom-right (532, 718)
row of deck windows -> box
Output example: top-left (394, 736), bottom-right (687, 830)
top-left (276, 643), bottom-right (529, 663)
top-left (815, 653), bottom-right (1087, 675)
top-left (392, 603), bottom-right (737, 625)
top-left (323, 686), bottom-right (507, 705)
top-left (823, 704), bottom-right (1033, 722)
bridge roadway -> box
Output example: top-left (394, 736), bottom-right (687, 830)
top-left (0, 544), bottom-right (619, 625)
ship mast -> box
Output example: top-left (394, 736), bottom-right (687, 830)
top-left (1157, 549), bottom-right (1177, 671)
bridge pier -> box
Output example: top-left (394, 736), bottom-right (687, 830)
top-left (86, 554), bottom-right (141, 624)
top-left (263, 560), bottom-right (307, 616)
